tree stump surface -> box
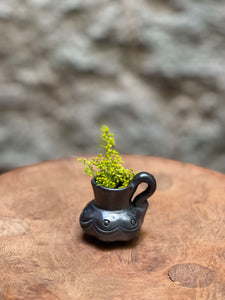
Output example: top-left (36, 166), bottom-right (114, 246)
top-left (0, 155), bottom-right (225, 300)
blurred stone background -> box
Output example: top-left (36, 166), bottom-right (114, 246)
top-left (0, 0), bottom-right (225, 174)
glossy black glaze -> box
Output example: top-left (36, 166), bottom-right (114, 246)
top-left (79, 172), bottom-right (156, 242)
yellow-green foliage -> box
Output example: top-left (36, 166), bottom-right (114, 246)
top-left (78, 126), bottom-right (135, 188)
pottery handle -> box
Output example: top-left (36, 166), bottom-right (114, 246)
top-left (131, 172), bottom-right (156, 207)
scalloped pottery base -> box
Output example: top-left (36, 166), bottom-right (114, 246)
top-left (80, 200), bottom-right (148, 242)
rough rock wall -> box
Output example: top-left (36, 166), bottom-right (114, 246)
top-left (0, 0), bottom-right (225, 173)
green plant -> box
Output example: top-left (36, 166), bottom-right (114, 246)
top-left (78, 126), bottom-right (135, 188)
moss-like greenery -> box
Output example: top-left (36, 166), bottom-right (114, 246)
top-left (78, 126), bottom-right (135, 188)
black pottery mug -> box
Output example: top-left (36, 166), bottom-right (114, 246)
top-left (80, 172), bottom-right (157, 242)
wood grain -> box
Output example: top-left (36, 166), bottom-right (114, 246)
top-left (0, 155), bottom-right (225, 299)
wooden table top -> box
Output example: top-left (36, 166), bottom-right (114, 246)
top-left (0, 155), bottom-right (225, 300)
